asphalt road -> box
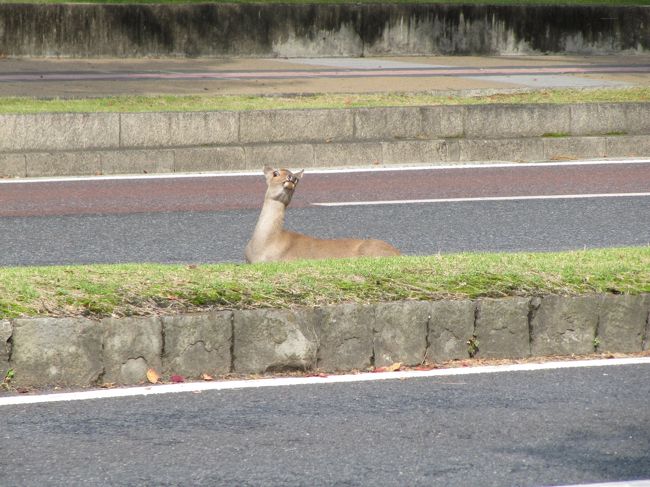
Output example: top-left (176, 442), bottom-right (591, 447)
top-left (1, 161), bottom-right (649, 266)
top-left (1, 362), bottom-right (649, 486)
top-left (2, 162), bottom-right (650, 266)
top-left (1, 55), bottom-right (649, 97)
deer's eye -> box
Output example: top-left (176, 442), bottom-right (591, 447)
top-left (273, 171), bottom-right (279, 177)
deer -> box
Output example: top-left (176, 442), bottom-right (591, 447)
top-left (244, 166), bottom-right (401, 263)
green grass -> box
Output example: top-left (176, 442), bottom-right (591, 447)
top-left (7, 0), bottom-right (650, 5)
top-left (1, 88), bottom-right (649, 114)
top-left (1, 247), bottom-right (648, 320)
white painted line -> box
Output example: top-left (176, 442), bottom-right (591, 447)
top-left (313, 192), bottom-right (650, 207)
top-left (1, 357), bottom-right (648, 407)
top-left (552, 481), bottom-right (650, 487)
top-left (1, 158), bottom-right (649, 185)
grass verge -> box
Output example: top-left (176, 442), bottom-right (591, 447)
top-left (1, 88), bottom-right (649, 114)
top-left (1, 247), bottom-right (648, 320)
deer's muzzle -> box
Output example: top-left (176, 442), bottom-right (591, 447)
top-left (283, 175), bottom-right (299, 189)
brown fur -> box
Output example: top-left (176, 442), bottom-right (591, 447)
top-left (245, 166), bottom-right (400, 263)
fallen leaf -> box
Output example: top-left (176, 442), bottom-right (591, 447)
top-left (387, 362), bottom-right (402, 372)
top-left (100, 382), bottom-right (116, 389)
top-left (170, 375), bottom-right (185, 383)
top-left (373, 362), bottom-right (402, 373)
top-left (201, 373), bottom-right (214, 381)
top-left (414, 364), bottom-right (438, 371)
top-left (146, 368), bottom-right (160, 384)
top-left (16, 387), bottom-right (30, 394)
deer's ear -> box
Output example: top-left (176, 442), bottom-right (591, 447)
top-left (263, 165), bottom-right (275, 177)
top-left (294, 169), bottom-right (304, 180)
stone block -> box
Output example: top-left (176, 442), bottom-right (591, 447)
top-left (233, 308), bottom-right (318, 374)
top-left (475, 298), bottom-right (531, 359)
top-left (273, 23), bottom-right (363, 58)
top-left (244, 144), bottom-right (314, 170)
top-left (0, 153), bottom-right (26, 178)
top-left (168, 112), bottom-right (239, 146)
top-left (597, 294), bottom-right (649, 353)
top-left (373, 301), bottom-right (429, 367)
top-left (100, 149), bottom-right (174, 175)
top-left (26, 151), bottom-right (102, 177)
top-left (162, 312), bottom-right (232, 378)
top-left (426, 300), bottom-right (475, 362)
top-left (102, 316), bottom-right (163, 384)
top-left (421, 105), bottom-right (465, 138)
top-left (570, 103), bottom-right (627, 135)
top-left (313, 142), bottom-right (382, 167)
top-left (458, 138), bottom-right (544, 162)
top-left (0, 113), bottom-right (120, 152)
top-left (316, 303), bottom-right (374, 371)
top-left (606, 135), bottom-right (650, 158)
top-left (239, 109), bottom-right (353, 144)
top-left (543, 136), bottom-right (607, 160)
top-left (464, 104), bottom-right (570, 138)
top-left (0, 320), bottom-right (11, 376)
top-left (174, 146), bottom-right (246, 172)
top-left (120, 113), bottom-right (171, 148)
top-left (530, 295), bottom-right (600, 356)
top-left (624, 103), bottom-right (650, 134)
top-left (382, 140), bottom-right (448, 165)
top-left (11, 318), bottom-right (103, 387)
top-left (354, 107), bottom-right (423, 140)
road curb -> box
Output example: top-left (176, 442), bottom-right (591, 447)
top-left (2, 103), bottom-right (650, 178)
top-left (2, 293), bottom-right (649, 388)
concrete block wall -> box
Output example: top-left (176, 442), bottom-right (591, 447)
top-left (1, 4), bottom-right (649, 57)
top-left (2, 293), bottom-right (648, 388)
top-left (2, 102), bottom-right (650, 178)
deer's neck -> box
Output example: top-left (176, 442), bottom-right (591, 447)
top-left (251, 197), bottom-right (287, 242)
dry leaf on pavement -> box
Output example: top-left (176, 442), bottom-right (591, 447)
top-left (146, 368), bottom-right (160, 384)
top-left (373, 362), bottom-right (402, 373)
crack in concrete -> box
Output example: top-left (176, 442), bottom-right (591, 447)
top-left (229, 313), bottom-right (235, 374)
top-left (593, 305), bottom-right (602, 353)
top-left (423, 312), bottom-right (432, 365)
top-left (642, 306), bottom-right (650, 351)
top-left (527, 297), bottom-right (541, 357)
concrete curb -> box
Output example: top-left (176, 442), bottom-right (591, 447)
top-left (2, 294), bottom-right (649, 388)
top-left (2, 103), bottom-right (649, 178)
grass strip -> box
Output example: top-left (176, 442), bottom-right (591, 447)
top-left (1, 247), bottom-right (648, 320)
top-left (1, 88), bottom-right (649, 114)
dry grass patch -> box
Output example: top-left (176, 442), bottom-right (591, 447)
top-left (1, 88), bottom-right (649, 114)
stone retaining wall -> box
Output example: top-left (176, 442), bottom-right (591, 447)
top-left (1, 4), bottom-right (649, 57)
top-left (2, 103), bottom-right (650, 178)
top-left (2, 294), bottom-right (649, 387)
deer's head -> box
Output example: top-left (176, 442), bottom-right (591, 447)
top-left (263, 165), bottom-right (304, 206)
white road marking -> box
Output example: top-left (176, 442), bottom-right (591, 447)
top-left (0, 357), bottom-right (648, 407)
top-left (313, 192), bottom-right (650, 207)
top-left (1, 158), bottom-right (649, 185)
top-left (552, 481), bottom-right (650, 487)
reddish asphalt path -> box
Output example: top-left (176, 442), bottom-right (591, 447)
top-left (1, 63), bottom-right (649, 82)
top-left (2, 161), bottom-right (650, 218)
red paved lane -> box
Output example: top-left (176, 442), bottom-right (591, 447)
top-left (1, 64), bottom-right (648, 82)
top-left (1, 162), bottom-right (650, 218)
